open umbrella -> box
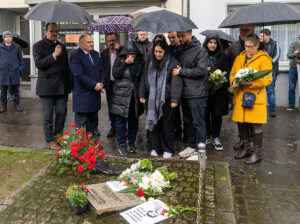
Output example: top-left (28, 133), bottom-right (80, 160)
top-left (0, 33), bottom-right (28, 48)
top-left (24, 0), bottom-right (93, 23)
top-left (88, 16), bottom-right (134, 33)
top-left (219, 2), bottom-right (300, 28)
top-left (131, 6), bottom-right (166, 19)
top-left (200, 30), bottom-right (235, 43)
top-left (133, 10), bottom-right (197, 33)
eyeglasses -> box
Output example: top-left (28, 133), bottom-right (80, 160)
top-left (244, 45), bottom-right (255, 49)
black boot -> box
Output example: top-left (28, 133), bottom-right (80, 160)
top-left (245, 133), bottom-right (262, 165)
top-left (234, 123), bottom-right (251, 159)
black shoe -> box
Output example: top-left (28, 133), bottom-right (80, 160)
top-left (128, 143), bottom-right (137, 153)
top-left (270, 110), bottom-right (276, 117)
top-left (106, 128), bottom-right (115, 138)
top-left (94, 129), bottom-right (100, 136)
top-left (119, 143), bottom-right (128, 156)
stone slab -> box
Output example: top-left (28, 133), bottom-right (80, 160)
top-left (87, 183), bottom-right (143, 217)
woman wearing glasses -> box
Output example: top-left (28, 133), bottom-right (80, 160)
top-left (230, 34), bottom-right (272, 165)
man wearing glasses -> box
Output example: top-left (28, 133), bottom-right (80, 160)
top-left (228, 24), bottom-right (255, 151)
top-left (33, 23), bottom-right (71, 150)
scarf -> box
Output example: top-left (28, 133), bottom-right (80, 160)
top-left (146, 54), bottom-right (170, 131)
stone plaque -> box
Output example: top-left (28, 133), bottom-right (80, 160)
top-left (87, 183), bottom-right (143, 217)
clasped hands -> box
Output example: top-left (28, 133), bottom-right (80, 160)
top-left (95, 83), bottom-right (104, 92)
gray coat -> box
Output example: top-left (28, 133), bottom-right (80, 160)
top-left (177, 36), bottom-right (209, 98)
top-left (0, 42), bottom-right (22, 86)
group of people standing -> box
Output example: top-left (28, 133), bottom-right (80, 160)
top-left (25, 22), bottom-right (278, 165)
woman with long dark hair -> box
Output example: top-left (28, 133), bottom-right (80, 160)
top-left (139, 40), bottom-right (182, 158)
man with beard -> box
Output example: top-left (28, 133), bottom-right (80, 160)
top-left (172, 30), bottom-right (208, 161)
top-left (101, 33), bottom-right (123, 137)
top-left (228, 24), bottom-right (255, 151)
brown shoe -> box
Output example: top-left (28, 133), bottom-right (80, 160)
top-left (0, 107), bottom-right (7, 113)
top-left (15, 105), bottom-right (23, 112)
top-left (47, 141), bottom-right (61, 150)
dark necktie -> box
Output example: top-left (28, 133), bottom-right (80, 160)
top-left (88, 52), bottom-right (94, 65)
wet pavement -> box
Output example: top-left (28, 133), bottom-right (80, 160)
top-left (0, 97), bottom-right (300, 223)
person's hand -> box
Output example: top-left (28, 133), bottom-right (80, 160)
top-left (214, 85), bottom-right (221, 91)
top-left (53, 45), bottom-right (62, 57)
top-left (297, 60), bottom-right (300, 64)
top-left (294, 50), bottom-right (299, 56)
top-left (172, 65), bottom-right (181, 76)
top-left (240, 81), bottom-right (253, 86)
top-left (232, 80), bottom-right (239, 88)
top-left (95, 83), bottom-right (103, 91)
top-left (114, 42), bottom-right (121, 49)
top-left (125, 56), bottom-right (134, 64)
top-left (140, 97), bottom-right (146, 103)
top-left (207, 67), bottom-right (211, 72)
top-left (171, 102), bottom-right (178, 108)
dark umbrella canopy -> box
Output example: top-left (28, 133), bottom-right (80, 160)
top-left (24, 1), bottom-right (93, 23)
top-left (133, 10), bottom-right (197, 33)
top-left (0, 33), bottom-right (28, 48)
top-left (219, 2), bottom-right (300, 28)
top-left (200, 30), bottom-right (235, 43)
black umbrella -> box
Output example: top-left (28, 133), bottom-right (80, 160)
top-left (24, 0), bottom-right (94, 23)
top-left (132, 10), bottom-right (198, 33)
top-left (0, 33), bottom-right (28, 48)
top-left (200, 30), bottom-right (235, 43)
top-left (219, 2), bottom-right (300, 28)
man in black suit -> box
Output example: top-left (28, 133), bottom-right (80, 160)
top-left (101, 33), bottom-right (123, 138)
top-left (33, 23), bottom-right (71, 150)
top-left (70, 33), bottom-right (105, 135)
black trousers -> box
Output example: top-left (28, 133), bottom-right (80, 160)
top-left (148, 101), bottom-right (175, 154)
top-left (205, 111), bottom-right (222, 138)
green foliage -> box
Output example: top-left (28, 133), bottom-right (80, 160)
top-left (66, 184), bottom-right (89, 207)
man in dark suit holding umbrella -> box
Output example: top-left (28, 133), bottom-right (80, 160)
top-left (33, 23), bottom-right (71, 150)
top-left (70, 33), bottom-right (105, 135)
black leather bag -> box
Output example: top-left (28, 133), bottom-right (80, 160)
top-left (242, 92), bottom-right (256, 109)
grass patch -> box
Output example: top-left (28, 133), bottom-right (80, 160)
top-left (0, 149), bottom-right (51, 202)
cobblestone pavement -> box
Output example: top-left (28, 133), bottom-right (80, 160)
top-left (1, 98), bottom-right (300, 223)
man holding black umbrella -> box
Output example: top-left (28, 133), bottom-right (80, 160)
top-left (172, 30), bottom-right (209, 161)
top-left (33, 23), bottom-right (71, 150)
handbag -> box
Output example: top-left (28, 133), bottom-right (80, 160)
top-left (242, 89), bottom-right (262, 109)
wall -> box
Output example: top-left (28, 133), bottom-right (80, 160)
top-left (0, 10), bottom-right (17, 33)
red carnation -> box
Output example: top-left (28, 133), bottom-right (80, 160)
top-left (64, 130), bottom-right (70, 135)
top-left (70, 146), bottom-right (77, 152)
top-left (56, 151), bottom-right (60, 157)
top-left (88, 141), bottom-right (94, 145)
top-left (84, 151), bottom-right (91, 158)
top-left (80, 141), bottom-right (87, 147)
top-left (90, 155), bottom-right (96, 163)
top-left (89, 145), bottom-right (95, 150)
top-left (78, 155), bottom-right (85, 163)
top-left (75, 130), bottom-right (82, 135)
top-left (137, 188), bottom-right (144, 197)
top-left (71, 141), bottom-right (78, 146)
top-left (161, 209), bottom-right (166, 216)
top-left (70, 123), bottom-right (76, 128)
top-left (71, 151), bottom-right (78, 158)
top-left (57, 137), bottom-right (63, 143)
top-left (88, 162), bottom-right (95, 170)
top-left (82, 134), bottom-right (88, 139)
top-left (127, 182), bottom-right (130, 186)
top-left (96, 142), bottom-right (102, 147)
top-left (81, 184), bottom-right (86, 189)
top-left (87, 132), bottom-right (93, 136)
top-left (77, 165), bottom-right (84, 173)
top-left (86, 188), bottom-right (89, 193)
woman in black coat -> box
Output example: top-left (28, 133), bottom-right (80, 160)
top-left (203, 34), bottom-right (230, 151)
top-left (111, 40), bottom-right (144, 156)
top-left (139, 40), bottom-right (182, 158)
